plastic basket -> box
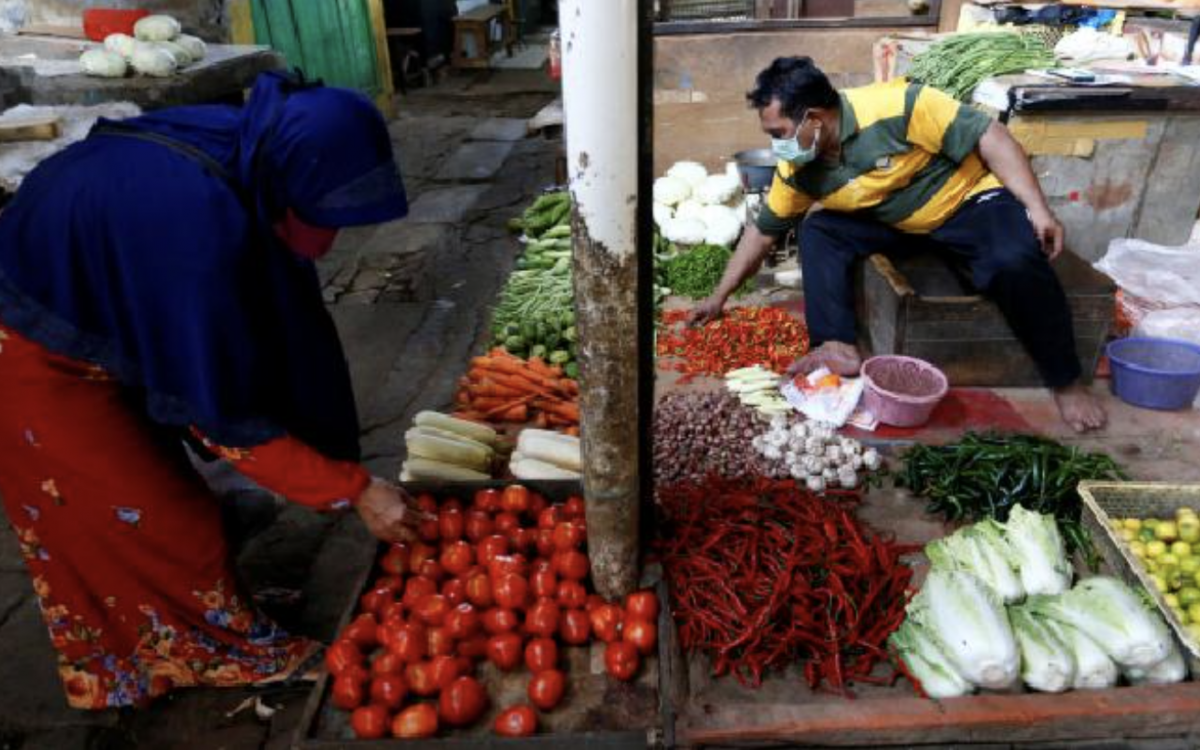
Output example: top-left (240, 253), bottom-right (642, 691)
top-left (1107, 337), bottom-right (1200, 411)
top-left (861, 355), bottom-right (948, 428)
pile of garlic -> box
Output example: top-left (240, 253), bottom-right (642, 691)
top-left (752, 416), bottom-right (882, 493)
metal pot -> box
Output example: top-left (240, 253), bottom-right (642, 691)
top-left (733, 148), bottom-right (776, 193)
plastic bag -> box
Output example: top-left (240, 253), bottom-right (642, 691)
top-left (1136, 309), bottom-right (1200, 346)
top-left (1095, 239), bottom-right (1200, 308)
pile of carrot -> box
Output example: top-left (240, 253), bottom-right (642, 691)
top-left (454, 349), bottom-right (581, 434)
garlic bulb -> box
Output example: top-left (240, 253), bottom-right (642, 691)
top-left (806, 475), bottom-right (827, 493)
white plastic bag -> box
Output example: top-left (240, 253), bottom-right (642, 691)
top-left (1136, 309), bottom-right (1200, 346)
top-left (1095, 239), bottom-right (1200, 308)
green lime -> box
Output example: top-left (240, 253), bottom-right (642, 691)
top-left (1157, 521), bottom-right (1180, 542)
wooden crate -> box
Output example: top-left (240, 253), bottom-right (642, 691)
top-left (856, 248), bottom-right (1114, 387)
top-left (1078, 481), bottom-right (1200, 676)
top-left (292, 481), bottom-right (662, 749)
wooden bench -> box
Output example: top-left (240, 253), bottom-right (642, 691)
top-left (451, 3), bottom-right (514, 70)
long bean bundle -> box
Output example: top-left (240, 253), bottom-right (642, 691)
top-left (908, 32), bottom-right (1057, 101)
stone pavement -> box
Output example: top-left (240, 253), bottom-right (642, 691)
top-left (0, 69), bottom-right (559, 749)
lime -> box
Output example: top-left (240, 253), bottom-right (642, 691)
top-left (1180, 515), bottom-right (1200, 544)
top-left (1166, 593), bottom-right (1181, 608)
top-left (1173, 606), bottom-right (1188, 624)
top-left (1124, 518), bottom-right (1143, 532)
top-left (1140, 528), bottom-right (1158, 543)
top-left (1152, 575), bottom-right (1169, 593)
top-left (1119, 528), bottom-right (1136, 542)
top-left (1182, 558), bottom-right (1200, 577)
top-left (1180, 587), bottom-right (1200, 607)
top-left (1172, 541), bottom-right (1192, 558)
top-left (1147, 540), bottom-right (1168, 559)
top-left (1144, 518), bottom-right (1161, 530)
top-left (1187, 602), bottom-right (1200, 624)
top-left (1179, 506), bottom-right (1198, 519)
top-left (1157, 520), bottom-right (1180, 542)
top-left (1130, 540), bottom-right (1148, 559)
top-left (1160, 553), bottom-right (1181, 570)
top-left (1187, 623), bottom-right (1200, 645)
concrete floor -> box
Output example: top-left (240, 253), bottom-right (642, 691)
top-left (0, 69), bottom-right (560, 750)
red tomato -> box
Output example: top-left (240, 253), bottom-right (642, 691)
top-left (555, 550), bottom-right (589, 581)
top-left (413, 594), bottom-right (450, 626)
top-left (409, 542), bottom-right (438, 573)
top-left (473, 488), bottom-right (501, 513)
top-left (331, 673), bottom-right (365, 710)
top-left (524, 600), bottom-right (560, 638)
top-left (359, 587), bottom-right (392, 618)
top-left (415, 493), bottom-right (438, 514)
top-left (589, 604), bottom-right (624, 643)
top-left (441, 577), bottom-right (467, 606)
top-left (454, 655), bottom-right (475, 677)
top-left (584, 594), bottom-right (606, 612)
top-left (343, 613), bottom-right (379, 649)
top-left (464, 510), bottom-right (494, 542)
top-left (386, 622), bottom-right (428, 663)
top-left (418, 517), bottom-right (440, 543)
top-left (379, 543), bottom-right (410, 576)
top-left (500, 484), bottom-right (531, 515)
top-left (392, 703), bottom-right (438, 738)
top-left (457, 635), bottom-right (489, 660)
top-left (528, 492), bottom-right (549, 518)
top-left (405, 660), bottom-right (439, 697)
top-left (429, 654), bottom-right (461, 690)
top-left (402, 576), bottom-right (438, 610)
top-left (486, 632), bottom-right (524, 671)
top-left (324, 639), bottom-right (362, 676)
top-left (438, 509), bottom-right (465, 542)
top-left (440, 541), bottom-right (474, 577)
top-left (524, 637), bottom-right (559, 672)
top-left (493, 573), bottom-right (529, 610)
top-left (442, 497), bottom-right (463, 512)
top-left (528, 669), bottom-right (566, 711)
top-left (556, 580), bottom-right (587, 610)
top-left (438, 675), bottom-right (488, 727)
top-left (427, 625), bottom-right (456, 657)
top-left (510, 527), bottom-right (537, 554)
top-left (482, 607), bottom-right (519, 635)
top-left (604, 641), bottom-right (640, 681)
top-left (477, 535), bottom-right (510, 568)
top-left (535, 528), bottom-right (556, 557)
top-left (444, 603), bottom-right (481, 640)
top-left (465, 572), bottom-right (494, 608)
top-left (494, 511), bottom-right (521, 536)
top-left (494, 705), bottom-right (538, 737)
top-left (379, 600), bottom-right (406, 625)
top-left (370, 651), bottom-right (405, 677)
top-left (342, 663), bottom-right (371, 686)
top-left (560, 608), bottom-right (591, 645)
top-left (417, 560), bottom-right (445, 583)
top-left (350, 704), bottom-right (389, 739)
top-left (537, 506), bottom-right (563, 530)
top-left (553, 522), bottom-right (583, 552)
top-left (530, 568), bottom-right (558, 600)
top-left (373, 575), bottom-right (404, 593)
top-left (369, 674), bottom-right (408, 710)
top-left (489, 554), bottom-right (529, 581)
top-left (623, 618), bottom-right (657, 656)
top-left (562, 496), bottom-right (586, 520)
top-left (625, 590), bottom-right (660, 621)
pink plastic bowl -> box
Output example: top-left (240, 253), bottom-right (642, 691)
top-left (861, 355), bottom-right (949, 428)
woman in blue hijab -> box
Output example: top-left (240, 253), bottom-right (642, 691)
top-left (0, 71), bottom-right (420, 708)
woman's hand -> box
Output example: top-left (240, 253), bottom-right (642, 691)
top-left (355, 478), bottom-right (428, 543)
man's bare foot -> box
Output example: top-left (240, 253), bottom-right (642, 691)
top-left (1053, 383), bottom-right (1107, 433)
top-left (786, 341), bottom-right (863, 379)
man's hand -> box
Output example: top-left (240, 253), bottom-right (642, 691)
top-left (355, 478), bottom-right (429, 543)
top-left (687, 295), bottom-right (725, 327)
top-left (1029, 208), bottom-right (1065, 261)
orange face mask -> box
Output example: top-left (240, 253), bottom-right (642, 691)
top-left (273, 207), bottom-right (339, 259)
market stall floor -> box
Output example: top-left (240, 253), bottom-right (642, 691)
top-left (0, 69), bottom-right (562, 750)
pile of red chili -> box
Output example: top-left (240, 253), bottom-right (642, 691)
top-left (656, 477), bottom-right (915, 694)
top-left (656, 307), bottom-right (809, 381)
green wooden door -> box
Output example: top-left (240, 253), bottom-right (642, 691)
top-left (251, 0), bottom-right (382, 99)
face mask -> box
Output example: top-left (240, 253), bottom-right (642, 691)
top-left (771, 116), bottom-right (821, 165)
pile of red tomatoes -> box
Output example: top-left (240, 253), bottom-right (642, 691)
top-left (324, 485), bottom-right (660, 739)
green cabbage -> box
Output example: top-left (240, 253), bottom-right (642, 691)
top-left (889, 619), bottom-right (973, 699)
top-left (925, 521), bottom-right (1024, 604)
top-left (1001, 505), bottom-right (1071, 596)
top-left (1008, 605), bottom-right (1075, 692)
top-left (1027, 577), bottom-right (1171, 669)
top-left (907, 570), bottom-right (1019, 689)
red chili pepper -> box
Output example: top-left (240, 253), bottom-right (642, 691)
top-left (656, 307), bottom-right (810, 378)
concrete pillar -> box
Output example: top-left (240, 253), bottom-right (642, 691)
top-left (560, 0), bottom-right (643, 599)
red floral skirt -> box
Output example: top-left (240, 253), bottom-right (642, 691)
top-left (0, 325), bottom-right (312, 709)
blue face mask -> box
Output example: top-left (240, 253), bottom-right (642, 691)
top-left (771, 115), bottom-right (821, 165)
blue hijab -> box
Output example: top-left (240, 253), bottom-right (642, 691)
top-left (0, 72), bottom-right (407, 460)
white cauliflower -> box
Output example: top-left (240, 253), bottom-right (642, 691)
top-left (675, 199), bottom-right (706, 222)
top-left (652, 202), bottom-right (674, 228)
top-left (666, 161), bottom-right (708, 189)
top-left (662, 217), bottom-right (706, 245)
top-left (695, 174), bottom-right (741, 206)
top-left (699, 204), bottom-right (743, 247)
top-left (653, 175), bottom-right (690, 207)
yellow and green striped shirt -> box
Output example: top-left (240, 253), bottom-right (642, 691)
top-left (756, 79), bottom-right (1002, 236)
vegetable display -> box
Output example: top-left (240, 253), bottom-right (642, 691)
top-left (657, 477), bottom-right (915, 691)
top-left (658, 243), bottom-right (752, 301)
top-left (511, 429), bottom-right (581, 480)
top-left (453, 350), bottom-right (579, 432)
top-left (896, 432), bottom-right (1125, 560)
top-left (326, 486), bottom-right (660, 738)
top-left (653, 161), bottom-right (745, 247)
top-left (893, 507), bottom-right (1184, 699)
top-left (907, 32), bottom-right (1057, 101)
top-left (1111, 506), bottom-right (1200, 643)
top-left (657, 307), bottom-right (809, 382)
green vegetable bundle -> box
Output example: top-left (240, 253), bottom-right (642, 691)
top-left (908, 32), bottom-right (1057, 101)
top-left (897, 432), bottom-right (1126, 560)
top-left (659, 242), bottom-right (754, 301)
top-left (507, 190), bottom-right (571, 239)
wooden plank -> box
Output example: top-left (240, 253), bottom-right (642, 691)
top-left (228, 0), bottom-right (257, 45)
top-left (0, 114), bottom-right (62, 142)
top-left (367, 0), bottom-right (396, 118)
top-left (680, 683), bottom-right (1200, 746)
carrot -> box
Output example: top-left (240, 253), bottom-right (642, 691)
top-left (452, 410), bottom-right (488, 422)
top-left (548, 365), bottom-right (564, 378)
top-left (467, 397), bottom-right (517, 412)
top-left (563, 426), bottom-right (580, 437)
top-left (468, 381), bottom-right (524, 398)
top-left (563, 380), bottom-right (580, 397)
top-left (481, 396), bottom-right (534, 419)
top-left (526, 356), bottom-right (555, 379)
top-left (534, 412), bottom-right (549, 429)
top-left (539, 400), bottom-right (580, 423)
top-left (546, 413), bottom-right (575, 427)
top-left (498, 404), bottom-right (528, 422)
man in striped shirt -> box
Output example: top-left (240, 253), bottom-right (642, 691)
top-left (690, 56), bottom-right (1105, 432)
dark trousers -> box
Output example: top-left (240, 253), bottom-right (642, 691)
top-left (799, 189), bottom-right (1082, 388)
